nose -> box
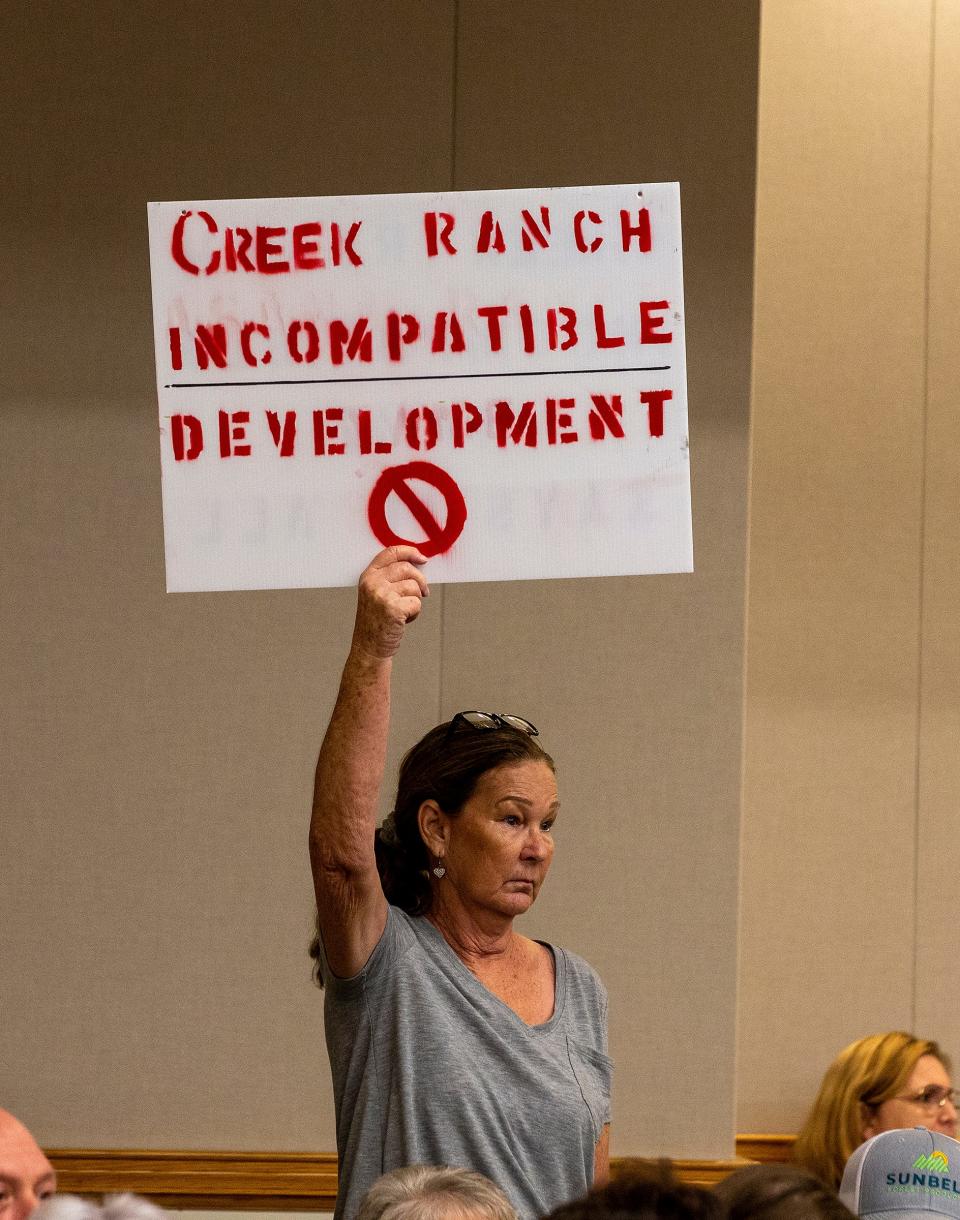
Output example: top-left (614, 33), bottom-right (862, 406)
top-left (16, 1189), bottom-right (39, 1220)
top-left (521, 826), bottom-right (551, 860)
top-left (940, 1097), bottom-right (958, 1130)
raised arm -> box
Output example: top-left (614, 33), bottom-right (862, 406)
top-left (309, 546), bottom-right (429, 978)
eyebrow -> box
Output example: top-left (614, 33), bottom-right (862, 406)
top-left (0, 1171), bottom-right (57, 1187)
top-left (495, 795), bottom-right (560, 812)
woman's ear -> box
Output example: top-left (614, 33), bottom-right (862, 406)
top-left (417, 799), bottom-right (448, 857)
top-left (860, 1102), bottom-right (878, 1142)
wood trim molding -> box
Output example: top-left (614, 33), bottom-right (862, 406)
top-left (46, 1140), bottom-right (797, 1210)
top-left (734, 1134), bottom-right (795, 1164)
top-left (634, 1157), bottom-right (756, 1187)
top-left (47, 1150), bottom-right (340, 1212)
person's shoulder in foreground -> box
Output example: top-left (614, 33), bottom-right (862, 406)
top-left (33, 1194), bottom-right (167, 1219)
top-left (840, 1128), bottom-right (960, 1220)
top-left (542, 1160), bottom-right (719, 1220)
top-left (0, 1107), bottom-right (56, 1219)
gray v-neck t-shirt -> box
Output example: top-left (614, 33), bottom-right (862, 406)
top-left (320, 905), bottom-right (611, 1220)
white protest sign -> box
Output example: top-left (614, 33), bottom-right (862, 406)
top-left (147, 183), bottom-right (692, 590)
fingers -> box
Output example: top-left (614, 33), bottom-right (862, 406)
top-left (394, 594), bottom-right (424, 624)
top-left (351, 549), bottom-right (430, 660)
top-left (392, 578), bottom-right (428, 600)
top-left (394, 565), bottom-right (429, 598)
top-left (369, 546), bottom-right (427, 571)
top-left (362, 548), bottom-right (430, 598)
top-left (362, 575), bottom-right (426, 621)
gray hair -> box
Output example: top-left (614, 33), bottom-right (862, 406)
top-left (33, 1194), bottom-right (168, 1220)
top-left (357, 1165), bottom-right (518, 1220)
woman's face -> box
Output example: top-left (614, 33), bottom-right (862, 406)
top-left (438, 758), bottom-right (559, 921)
top-left (861, 1054), bottom-right (958, 1141)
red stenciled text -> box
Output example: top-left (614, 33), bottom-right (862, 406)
top-left (170, 211), bottom-right (363, 276)
top-left (167, 391), bottom-right (673, 462)
top-left (423, 205), bottom-right (653, 256)
top-left (167, 302), bottom-right (673, 372)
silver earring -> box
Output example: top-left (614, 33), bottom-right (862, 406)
top-left (433, 860), bottom-right (446, 879)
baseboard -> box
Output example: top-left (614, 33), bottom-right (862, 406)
top-left (46, 1138), bottom-right (796, 1210)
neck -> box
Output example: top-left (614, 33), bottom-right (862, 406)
top-left (427, 890), bottom-right (516, 965)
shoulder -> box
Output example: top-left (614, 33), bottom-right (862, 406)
top-left (375, 904), bottom-right (423, 962)
top-left (322, 904), bottom-right (421, 994)
top-left (556, 945), bottom-right (609, 1019)
top-left (555, 943), bottom-right (606, 989)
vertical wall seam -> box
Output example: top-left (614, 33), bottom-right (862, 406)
top-left (437, 0), bottom-right (459, 724)
top-left (438, 585), bottom-right (447, 724)
top-left (450, 0), bottom-right (460, 192)
top-left (911, 0), bottom-right (938, 1031)
top-left (734, 0), bottom-right (766, 1141)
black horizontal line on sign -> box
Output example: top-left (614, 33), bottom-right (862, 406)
top-left (163, 365), bottom-right (672, 389)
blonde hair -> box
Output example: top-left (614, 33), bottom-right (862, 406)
top-left (793, 1031), bottom-right (948, 1189)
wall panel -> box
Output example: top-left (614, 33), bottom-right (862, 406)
top-left (450, 0), bottom-right (759, 1157)
top-left (739, 0), bottom-right (934, 1132)
top-left (1, 0), bottom-right (758, 1170)
top-left (916, 0), bottom-right (960, 1053)
top-left (0, 0), bottom-right (454, 1150)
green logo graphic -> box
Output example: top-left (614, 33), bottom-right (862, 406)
top-left (913, 1152), bottom-right (950, 1173)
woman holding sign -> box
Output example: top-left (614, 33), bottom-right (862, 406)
top-left (309, 547), bottom-right (611, 1220)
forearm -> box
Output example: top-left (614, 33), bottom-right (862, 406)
top-left (594, 1124), bottom-right (610, 1185)
top-left (310, 645), bottom-right (392, 878)
top-left (308, 547), bottom-right (427, 946)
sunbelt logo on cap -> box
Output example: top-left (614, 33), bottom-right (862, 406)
top-left (885, 1147), bottom-right (960, 1198)
top-left (915, 1153), bottom-right (951, 1173)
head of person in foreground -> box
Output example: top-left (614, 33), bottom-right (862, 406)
top-left (839, 1127), bottom-right (960, 1220)
top-left (542, 1161), bottom-right (721, 1220)
top-left (0, 1108), bottom-right (56, 1219)
top-left (714, 1163), bottom-right (854, 1220)
top-left (793, 1032), bottom-right (957, 1189)
top-left (356, 1164), bottom-right (518, 1220)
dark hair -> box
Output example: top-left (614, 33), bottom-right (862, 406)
top-left (714, 1164), bottom-right (854, 1220)
top-left (545, 1162), bottom-right (722, 1220)
top-left (310, 717), bottom-right (553, 984)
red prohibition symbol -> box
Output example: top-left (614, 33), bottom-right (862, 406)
top-left (367, 461), bottom-right (468, 558)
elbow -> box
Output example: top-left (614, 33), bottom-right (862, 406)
top-left (308, 826), bottom-right (370, 885)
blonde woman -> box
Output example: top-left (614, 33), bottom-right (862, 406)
top-left (793, 1031), bottom-right (957, 1189)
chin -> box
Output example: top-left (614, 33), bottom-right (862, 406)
top-left (499, 892), bottom-right (536, 915)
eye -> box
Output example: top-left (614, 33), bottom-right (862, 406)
top-left (541, 819), bottom-right (555, 832)
top-left (503, 815), bottom-right (522, 826)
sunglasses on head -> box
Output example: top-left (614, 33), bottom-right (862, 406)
top-left (445, 710), bottom-right (539, 740)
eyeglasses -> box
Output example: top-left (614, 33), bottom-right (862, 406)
top-left (893, 1085), bottom-right (959, 1112)
top-left (446, 710), bottom-right (539, 738)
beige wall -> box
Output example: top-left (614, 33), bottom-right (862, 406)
top-left (0, 1), bottom-right (758, 1163)
top-left (739, 0), bottom-right (960, 1132)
